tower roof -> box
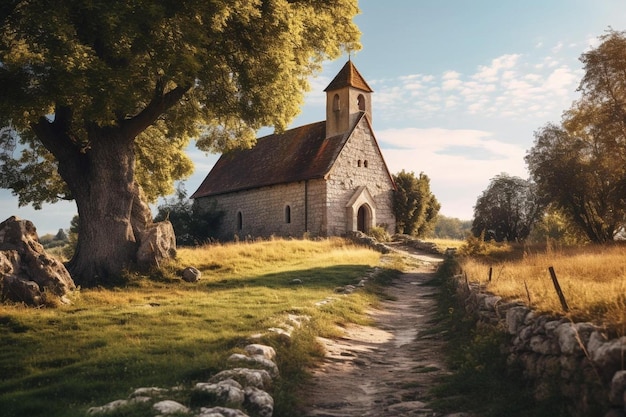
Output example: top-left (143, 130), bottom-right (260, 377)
top-left (324, 60), bottom-right (373, 93)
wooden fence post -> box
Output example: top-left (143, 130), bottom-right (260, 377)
top-left (548, 266), bottom-right (569, 312)
top-left (523, 280), bottom-right (532, 307)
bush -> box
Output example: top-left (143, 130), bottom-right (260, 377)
top-left (368, 226), bottom-right (390, 242)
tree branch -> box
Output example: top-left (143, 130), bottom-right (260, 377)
top-left (122, 81), bottom-right (191, 139)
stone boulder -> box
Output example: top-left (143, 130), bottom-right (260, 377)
top-left (197, 407), bottom-right (250, 417)
top-left (136, 221), bottom-right (177, 269)
top-left (182, 266), bottom-right (201, 282)
top-left (194, 378), bottom-right (245, 408)
top-left (0, 216), bottom-right (75, 305)
top-left (152, 400), bottom-right (188, 415)
top-left (209, 368), bottom-right (273, 391)
top-left (227, 354), bottom-right (279, 378)
top-left (243, 386), bottom-right (274, 417)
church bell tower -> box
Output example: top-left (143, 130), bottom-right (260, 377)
top-left (324, 61), bottom-right (373, 138)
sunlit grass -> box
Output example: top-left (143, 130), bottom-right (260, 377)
top-left (460, 242), bottom-right (626, 332)
top-left (0, 238), bottom-right (390, 417)
top-left (428, 238), bottom-right (465, 253)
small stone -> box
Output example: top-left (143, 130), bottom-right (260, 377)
top-left (227, 353), bottom-right (279, 378)
top-left (244, 344), bottom-right (276, 361)
top-left (87, 399), bottom-right (130, 415)
top-left (194, 379), bottom-right (244, 407)
top-left (609, 370), bottom-right (626, 406)
top-left (182, 266), bottom-right (201, 282)
top-left (244, 386), bottom-right (274, 417)
top-left (197, 406), bottom-right (250, 417)
top-left (210, 368), bottom-right (273, 390)
top-left (130, 386), bottom-right (169, 398)
top-left (152, 400), bottom-right (188, 415)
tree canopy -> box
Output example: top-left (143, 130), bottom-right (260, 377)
top-left (471, 173), bottom-right (543, 242)
top-left (526, 30), bottom-right (626, 243)
top-left (0, 0), bottom-right (361, 285)
top-left (392, 170), bottom-right (440, 237)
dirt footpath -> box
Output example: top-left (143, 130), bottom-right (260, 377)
top-left (300, 248), bottom-right (470, 417)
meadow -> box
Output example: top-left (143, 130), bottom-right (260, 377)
top-left (0, 238), bottom-right (400, 417)
top-left (458, 240), bottom-right (626, 333)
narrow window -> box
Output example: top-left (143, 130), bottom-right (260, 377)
top-left (333, 94), bottom-right (340, 112)
top-left (364, 160), bottom-right (368, 168)
top-left (237, 211), bottom-right (243, 231)
top-left (357, 159), bottom-right (362, 167)
top-left (285, 205), bottom-right (291, 224)
top-left (357, 94), bottom-right (366, 111)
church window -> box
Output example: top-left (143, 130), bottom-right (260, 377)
top-left (357, 94), bottom-right (366, 111)
top-left (333, 94), bottom-right (340, 112)
top-left (285, 205), bottom-right (291, 224)
top-left (237, 211), bottom-right (243, 231)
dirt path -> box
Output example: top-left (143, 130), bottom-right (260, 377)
top-left (300, 247), bottom-right (469, 417)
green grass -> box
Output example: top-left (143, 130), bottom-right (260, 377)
top-left (0, 238), bottom-right (400, 417)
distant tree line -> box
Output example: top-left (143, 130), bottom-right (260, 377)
top-left (472, 30), bottom-right (626, 244)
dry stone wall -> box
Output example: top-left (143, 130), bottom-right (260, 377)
top-left (456, 278), bottom-right (626, 417)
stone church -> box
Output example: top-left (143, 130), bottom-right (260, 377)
top-left (191, 61), bottom-right (396, 240)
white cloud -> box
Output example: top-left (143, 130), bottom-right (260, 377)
top-left (543, 66), bottom-right (578, 94)
top-left (377, 127), bottom-right (527, 219)
top-left (369, 50), bottom-right (581, 123)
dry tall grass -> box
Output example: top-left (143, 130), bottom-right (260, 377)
top-left (460, 242), bottom-right (626, 333)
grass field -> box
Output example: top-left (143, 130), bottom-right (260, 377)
top-left (0, 238), bottom-right (400, 417)
top-left (459, 241), bottom-right (626, 333)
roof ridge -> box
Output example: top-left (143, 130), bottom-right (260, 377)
top-left (324, 61), bottom-right (373, 93)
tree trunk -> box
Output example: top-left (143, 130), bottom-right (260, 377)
top-left (64, 130), bottom-right (141, 287)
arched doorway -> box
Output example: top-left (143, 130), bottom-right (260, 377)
top-left (357, 204), bottom-right (371, 233)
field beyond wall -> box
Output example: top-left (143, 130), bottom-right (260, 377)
top-left (459, 241), bottom-right (626, 334)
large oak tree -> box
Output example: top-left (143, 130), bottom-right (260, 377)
top-left (0, 0), bottom-right (361, 286)
top-left (526, 30), bottom-right (626, 243)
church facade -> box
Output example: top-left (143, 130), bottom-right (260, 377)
top-left (191, 61), bottom-right (396, 240)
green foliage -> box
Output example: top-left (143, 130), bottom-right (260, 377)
top-left (39, 228), bottom-right (69, 249)
top-left (458, 232), bottom-right (489, 256)
top-left (154, 184), bottom-right (224, 246)
top-left (527, 206), bottom-right (589, 245)
top-left (526, 30), bottom-right (626, 243)
top-left (392, 170), bottom-right (440, 237)
top-left (433, 215), bottom-right (472, 239)
top-left (62, 215), bottom-right (79, 259)
top-left (471, 173), bottom-right (543, 242)
top-left (367, 225), bottom-right (391, 242)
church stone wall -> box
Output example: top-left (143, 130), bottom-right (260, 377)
top-left (195, 179), bottom-right (328, 240)
top-left (325, 120), bottom-right (396, 236)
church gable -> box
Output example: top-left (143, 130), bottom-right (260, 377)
top-left (326, 113), bottom-right (395, 190)
top-left (323, 114), bottom-right (396, 235)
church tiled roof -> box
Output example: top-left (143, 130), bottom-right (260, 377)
top-left (324, 60), bottom-right (373, 93)
top-left (190, 120), bottom-right (352, 198)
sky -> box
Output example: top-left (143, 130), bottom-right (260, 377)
top-left (3, 0), bottom-right (626, 235)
